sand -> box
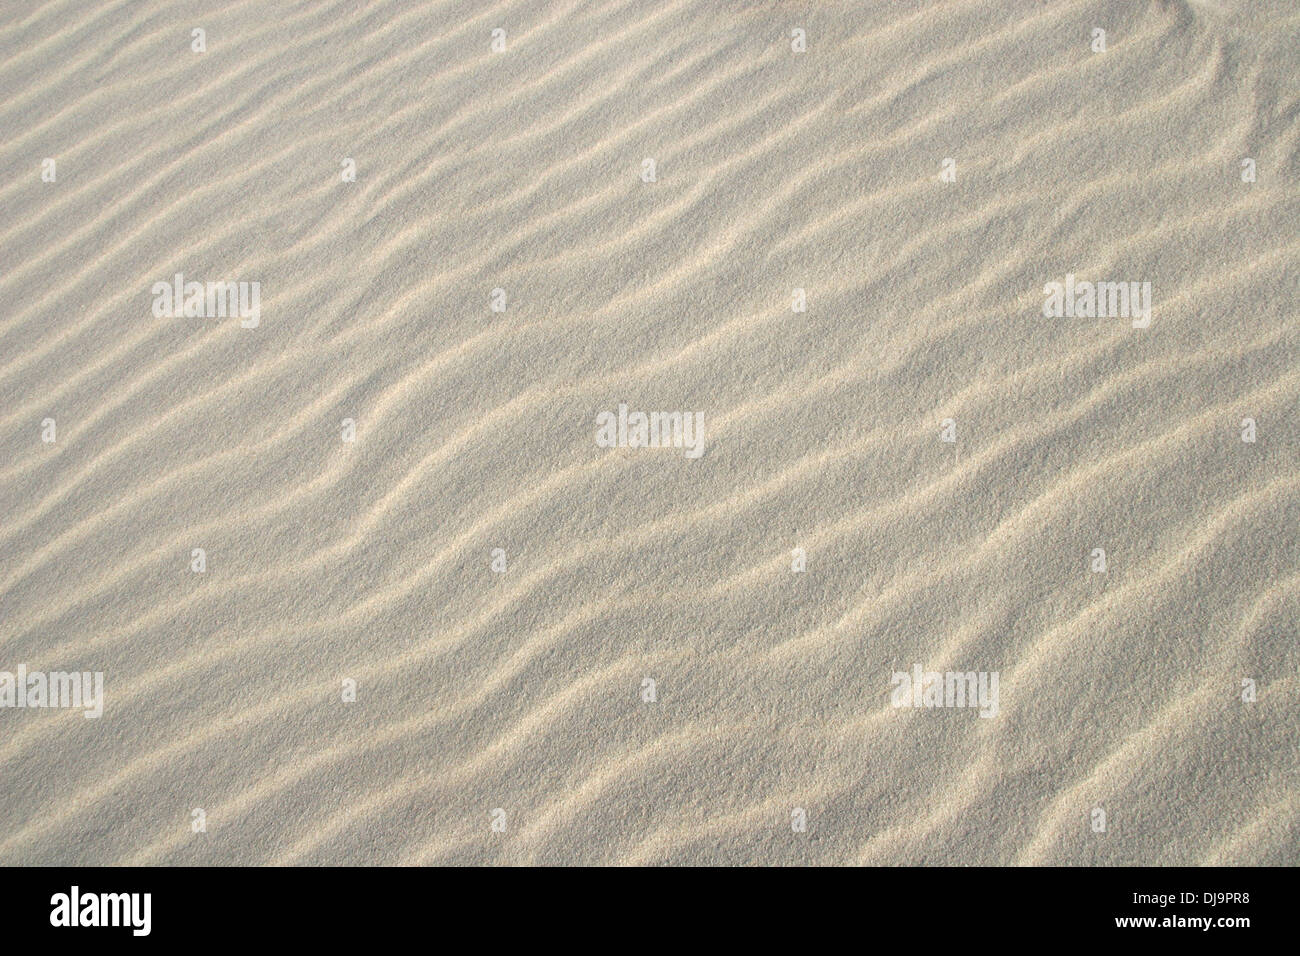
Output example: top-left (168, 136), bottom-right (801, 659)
top-left (0, 0), bottom-right (1296, 866)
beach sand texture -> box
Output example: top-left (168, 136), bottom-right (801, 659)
top-left (0, 0), bottom-right (1297, 865)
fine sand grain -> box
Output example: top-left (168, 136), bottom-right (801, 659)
top-left (0, 0), bottom-right (1296, 865)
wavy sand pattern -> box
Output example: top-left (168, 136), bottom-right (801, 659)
top-left (0, 0), bottom-right (1297, 865)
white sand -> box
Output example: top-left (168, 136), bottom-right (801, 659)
top-left (0, 0), bottom-right (1296, 865)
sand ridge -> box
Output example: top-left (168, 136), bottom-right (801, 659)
top-left (0, 0), bottom-right (1296, 865)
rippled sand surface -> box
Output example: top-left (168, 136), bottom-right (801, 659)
top-left (0, 0), bottom-right (1296, 865)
